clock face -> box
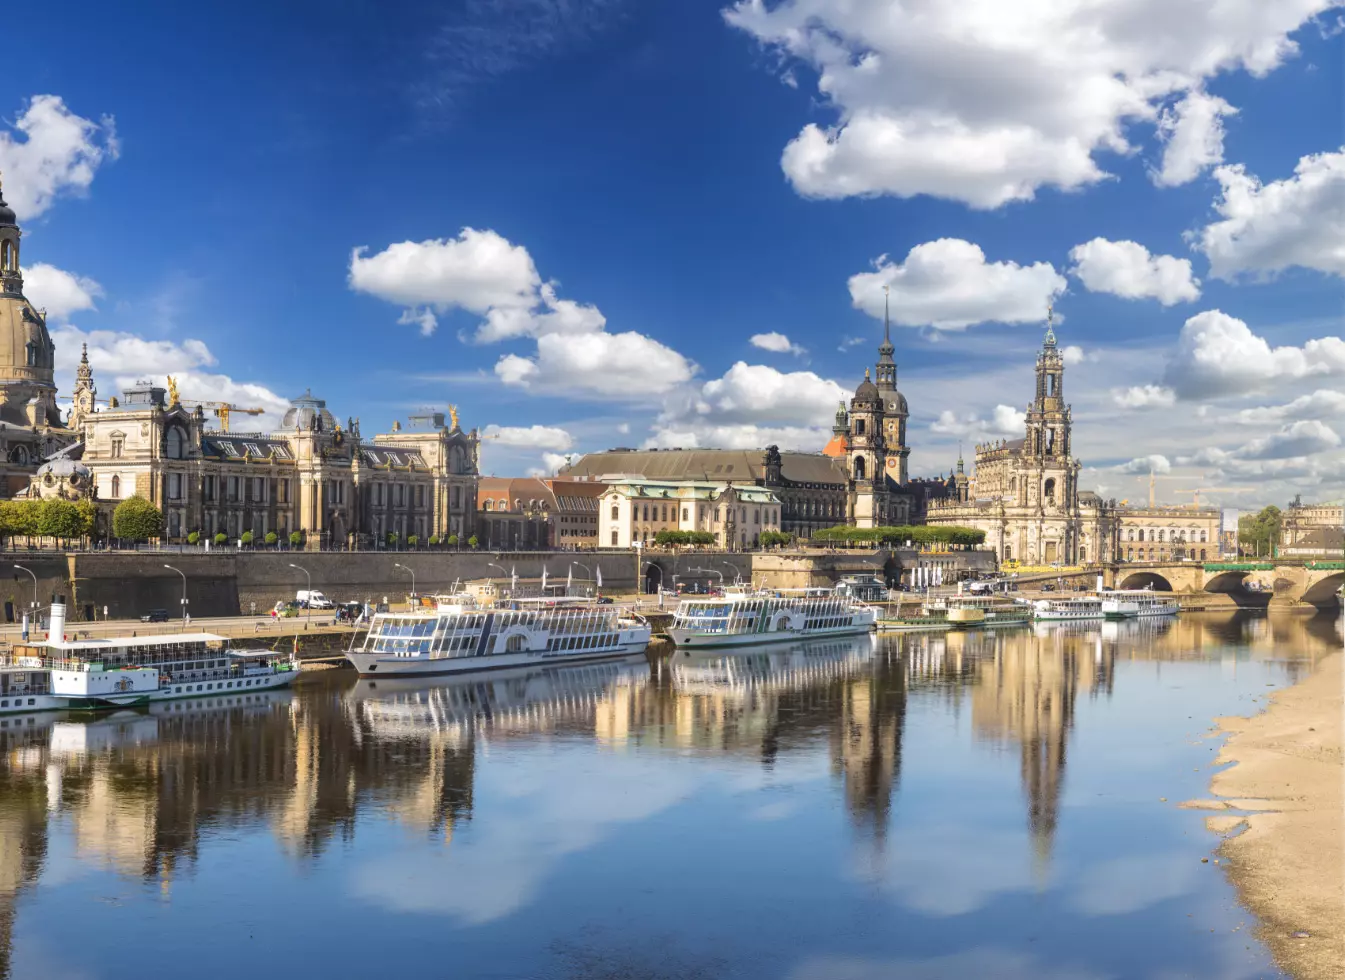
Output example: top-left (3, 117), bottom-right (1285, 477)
top-left (886, 458), bottom-right (898, 469)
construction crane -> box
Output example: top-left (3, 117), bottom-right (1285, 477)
top-left (1175, 487), bottom-right (1254, 507)
top-left (182, 401), bottom-right (266, 433)
top-left (1145, 472), bottom-right (1182, 508)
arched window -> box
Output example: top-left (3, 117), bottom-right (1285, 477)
top-left (854, 457), bottom-right (866, 481)
top-left (111, 475), bottom-right (120, 498)
top-left (483, 500), bottom-right (493, 511)
top-left (1200, 549), bottom-right (1207, 560)
top-left (1009, 476), bottom-right (1017, 494)
top-left (855, 419), bottom-right (866, 435)
top-left (611, 503), bottom-right (619, 520)
top-left (1043, 478), bottom-right (1056, 503)
top-left (166, 427), bottom-right (184, 459)
top-left (642, 504), bottom-right (649, 521)
top-left (1158, 529), bottom-right (1165, 542)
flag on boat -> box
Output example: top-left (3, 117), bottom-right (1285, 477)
top-left (510, 565), bottom-right (517, 592)
top-left (596, 565), bottom-right (603, 589)
top-left (566, 565), bottom-right (573, 593)
top-left (541, 566), bottom-right (548, 591)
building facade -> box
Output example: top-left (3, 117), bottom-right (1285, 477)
top-left (598, 477), bottom-right (781, 549)
top-left (927, 323), bottom-right (1118, 565)
top-left (1280, 496), bottom-right (1344, 557)
top-left (475, 477), bottom-right (608, 550)
top-left (58, 365), bottom-right (478, 546)
top-left (1115, 506), bottom-right (1221, 562)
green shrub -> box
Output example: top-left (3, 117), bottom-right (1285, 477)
top-left (241, 530), bottom-right (254, 546)
top-left (265, 531), bottom-right (278, 546)
top-left (467, 535), bottom-right (479, 549)
top-left (214, 532), bottom-right (228, 545)
top-left (288, 531), bottom-right (303, 548)
top-left (187, 531), bottom-right (200, 545)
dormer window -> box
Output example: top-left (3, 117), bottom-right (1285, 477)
top-left (244, 442), bottom-right (262, 457)
top-left (25, 342), bottom-right (37, 367)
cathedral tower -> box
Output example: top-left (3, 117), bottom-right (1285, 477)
top-left (874, 288), bottom-right (910, 485)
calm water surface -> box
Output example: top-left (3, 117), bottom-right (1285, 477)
top-left (2, 613), bottom-right (1340, 980)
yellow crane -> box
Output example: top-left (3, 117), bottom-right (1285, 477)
top-left (182, 401), bottom-right (266, 433)
top-left (1174, 486), bottom-right (1254, 507)
top-left (1145, 472), bottom-right (1183, 508)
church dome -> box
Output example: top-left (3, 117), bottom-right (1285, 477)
top-left (853, 370), bottom-right (879, 404)
top-left (884, 390), bottom-right (908, 415)
top-left (0, 182), bottom-right (15, 227)
top-left (282, 389), bottom-right (336, 431)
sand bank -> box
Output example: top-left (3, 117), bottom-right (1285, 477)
top-left (1206, 651), bottom-right (1342, 980)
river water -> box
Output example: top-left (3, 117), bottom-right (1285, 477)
top-left (1, 612), bottom-right (1339, 980)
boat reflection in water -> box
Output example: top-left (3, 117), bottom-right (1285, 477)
top-left (670, 633), bottom-right (877, 697)
top-left (346, 655), bottom-right (652, 741)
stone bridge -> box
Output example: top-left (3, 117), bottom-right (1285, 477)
top-left (1103, 561), bottom-right (1343, 608)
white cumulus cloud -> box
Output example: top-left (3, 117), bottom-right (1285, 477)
top-left (1069, 239), bottom-right (1200, 305)
top-left (1227, 390), bottom-right (1345, 425)
top-left (0, 95), bottom-right (118, 219)
top-left (1195, 148), bottom-right (1345, 280)
top-left (495, 331), bottom-right (694, 401)
top-left (1152, 89), bottom-right (1237, 187)
top-left (724, 0), bottom-right (1333, 208)
top-left (21, 262), bottom-right (103, 322)
top-left (1186, 420), bottom-right (1341, 464)
top-left (849, 240), bottom-right (1065, 331)
top-left (349, 228), bottom-right (539, 325)
top-left (1061, 345), bottom-right (1086, 365)
top-left (750, 331), bottom-right (806, 355)
top-left (51, 325), bottom-right (290, 430)
top-left (1162, 310), bottom-right (1345, 399)
top-left (1116, 454), bottom-right (1172, 474)
top-left (1112, 384), bottom-right (1177, 409)
top-left (930, 405), bottom-right (1026, 439)
top-left (482, 424), bottom-right (573, 450)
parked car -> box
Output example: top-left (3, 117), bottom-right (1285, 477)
top-left (271, 601), bottom-right (300, 618)
top-left (141, 609), bottom-right (170, 623)
top-left (596, 595), bottom-right (614, 605)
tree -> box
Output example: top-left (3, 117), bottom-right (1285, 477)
top-left (37, 500), bottom-right (84, 545)
top-left (467, 535), bottom-right (479, 549)
top-left (187, 531), bottom-right (200, 545)
top-left (760, 530), bottom-right (793, 549)
top-left (428, 535), bottom-right (440, 547)
top-left (447, 534), bottom-right (459, 548)
top-left (265, 531), bottom-right (278, 546)
top-left (386, 531), bottom-right (399, 548)
top-left (214, 532), bottom-right (228, 546)
top-left (241, 530), bottom-right (254, 546)
top-left (112, 496), bottom-right (164, 542)
top-left (407, 534), bottom-right (419, 548)
top-left (1238, 506), bottom-right (1282, 556)
top-left (289, 530), bottom-right (303, 548)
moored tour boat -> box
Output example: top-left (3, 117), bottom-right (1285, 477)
top-left (346, 597), bottom-right (651, 676)
top-left (1032, 596), bottom-right (1105, 622)
top-left (1101, 590), bottom-right (1181, 619)
top-left (0, 604), bottom-right (298, 716)
top-left (669, 587), bottom-right (876, 648)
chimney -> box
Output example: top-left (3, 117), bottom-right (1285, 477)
top-left (48, 602), bottom-right (67, 643)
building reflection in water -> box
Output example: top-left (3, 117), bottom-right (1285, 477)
top-left (0, 611), bottom-right (1339, 977)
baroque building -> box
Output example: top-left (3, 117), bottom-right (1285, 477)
top-left (0, 179), bottom-right (77, 496)
top-left (927, 321), bottom-right (1117, 564)
top-left (47, 362), bottom-right (480, 546)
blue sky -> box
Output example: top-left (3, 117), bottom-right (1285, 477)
top-left (5, 0), bottom-right (1343, 508)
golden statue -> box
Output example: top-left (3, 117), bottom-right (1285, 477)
top-left (448, 404), bottom-right (459, 430)
top-left (166, 375), bottom-right (180, 406)
top-left (392, 419), bottom-right (401, 432)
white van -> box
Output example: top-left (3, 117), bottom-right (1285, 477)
top-left (297, 590), bottom-right (334, 609)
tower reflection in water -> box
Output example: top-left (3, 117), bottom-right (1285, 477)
top-left (0, 612), bottom-right (1339, 978)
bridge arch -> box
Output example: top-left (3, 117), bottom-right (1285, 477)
top-left (1119, 571), bottom-right (1174, 591)
top-left (1204, 570), bottom-right (1249, 594)
top-left (1301, 572), bottom-right (1344, 608)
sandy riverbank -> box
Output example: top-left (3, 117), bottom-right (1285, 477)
top-left (1200, 650), bottom-right (1343, 980)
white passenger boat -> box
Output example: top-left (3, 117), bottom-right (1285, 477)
top-left (928, 595), bottom-right (1033, 629)
top-left (1032, 596), bottom-right (1105, 622)
top-left (346, 597), bottom-right (651, 676)
top-left (0, 604), bottom-right (298, 716)
top-left (1101, 590), bottom-right (1180, 619)
top-left (668, 587), bottom-right (877, 649)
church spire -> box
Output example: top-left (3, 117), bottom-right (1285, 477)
top-left (876, 284), bottom-right (897, 391)
top-left (1043, 302), bottom-right (1057, 348)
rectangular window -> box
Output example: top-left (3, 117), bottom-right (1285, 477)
top-left (111, 438), bottom-right (124, 459)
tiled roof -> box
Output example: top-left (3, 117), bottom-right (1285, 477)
top-left (561, 448), bottom-right (847, 487)
top-left (360, 446), bottom-right (428, 469)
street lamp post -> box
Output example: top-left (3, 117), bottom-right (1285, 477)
top-left (486, 562), bottom-right (509, 598)
top-left (570, 561), bottom-right (593, 598)
top-left (289, 563), bottom-right (312, 621)
top-left (13, 564), bottom-right (38, 614)
top-left (164, 564), bottom-right (188, 627)
top-left (690, 566), bottom-right (723, 591)
top-left (394, 562), bottom-right (416, 599)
